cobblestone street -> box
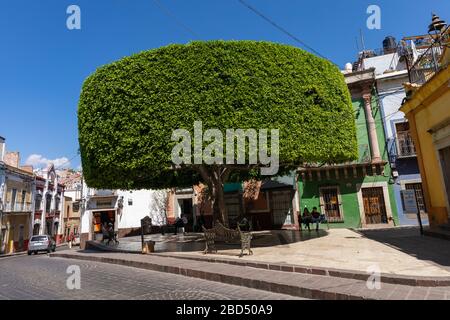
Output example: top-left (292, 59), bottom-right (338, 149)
top-left (0, 255), bottom-right (303, 300)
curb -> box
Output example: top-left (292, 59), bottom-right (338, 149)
top-left (151, 252), bottom-right (450, 287)
top-left (0, 251), bottom-right (27, 259)
top-left (0, 243), bottom-right (68, 259)
top-left (50, 252), bottom-right (369, 300)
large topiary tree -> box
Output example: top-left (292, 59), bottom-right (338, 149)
top-left (78, 40), bottom-right (357, 225)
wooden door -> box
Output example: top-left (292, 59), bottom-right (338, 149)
top-left (362, 187), bottom-right (388, 224)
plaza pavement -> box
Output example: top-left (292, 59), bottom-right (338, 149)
top-left (93, 226), bottom-right (450, 278)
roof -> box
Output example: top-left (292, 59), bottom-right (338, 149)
top-left (260, 180), bottom-right (293, 190)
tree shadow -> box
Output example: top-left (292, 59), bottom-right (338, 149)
top-left (355, 227), bottom-right (450, 270)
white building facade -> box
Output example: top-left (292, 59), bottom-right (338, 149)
top-left (79, 181), bottom-right (164, 248)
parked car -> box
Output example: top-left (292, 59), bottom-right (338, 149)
top-left (28, 235), bottom-right (56, 255)
top-left (72, 234), bottom-right (80, 246)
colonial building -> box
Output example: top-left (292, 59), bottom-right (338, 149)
top-left (59, 170), bottom-right (83, 242)
top-left (353, 35), bottom-right (433, 226)
top-left (33, 165), bottom-right (65, 243)
top-left (400, 15), bottom-right (450, 232)
top-left (0, 137), bottom-right (35, 254)
top-left (166, 176), bottom-right (299, 231)
top-left (78, 178), bottom-right (162, 248)
top-left (298, 65), bottom-right (399, 229)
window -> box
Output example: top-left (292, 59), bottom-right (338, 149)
top-left (271, 191), bottom-right (294, 226)
top-left (35, 194), bottom-right (42, 211)
top-left (395, 122), bottom-right (416, 157)
top-left (11, 188), bottom-right (17, 206)
top-left (128, 198), bottom-right (133, 206)
top-left (319, 187), bottom-right (344, 222)
top-left (405, 183), bottom-right (427, 213)
top-left (45, 194), bottom-right (52, 213)
top-left (54, 196), bottom-right (60, 211)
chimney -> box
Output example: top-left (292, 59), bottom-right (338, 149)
top-left (0, 136), bottom-right (5, 162)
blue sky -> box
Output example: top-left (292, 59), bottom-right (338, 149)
top-left (0, 0), bottom-right (448, 170)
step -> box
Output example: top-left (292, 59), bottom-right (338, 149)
top-left (151, 252), bottom-right (450, 287)
top-left (50, 250), bottom-right (450, 300)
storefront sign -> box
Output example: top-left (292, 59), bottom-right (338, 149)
top-left (402, 190), bottom-right (418, 214)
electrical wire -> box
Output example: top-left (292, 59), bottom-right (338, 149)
top-left (237, 0), bottom-right (332, 63)
top-left (151, 0), bottom-right (200, 39)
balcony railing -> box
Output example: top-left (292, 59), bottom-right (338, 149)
top-left (389, 133), bottom-right (416, 162)
top-left (404, 28), bottom-right (449, 86)
top-left (4, 202), bottom-right (32, 212)
top-left (396, 132), bottom-right (416, 157)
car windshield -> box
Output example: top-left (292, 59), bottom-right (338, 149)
top-left (31, 236), bottom-right (47, 242)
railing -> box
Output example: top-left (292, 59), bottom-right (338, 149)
top-left (396, 131), bottom-right (416, 157)
top-left (389, 133), bottom-right (417, 162)
top-left (4, 202), bottom-right (33, 212)
top-left (404, 28), bottom-right (449, 86)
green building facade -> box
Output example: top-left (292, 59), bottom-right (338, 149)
top-left (298, 69), bottom-right (399, 229)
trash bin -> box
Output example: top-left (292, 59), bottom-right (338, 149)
top-left (142, 240), bottom-right (155, 254)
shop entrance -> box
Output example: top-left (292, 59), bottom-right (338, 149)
top-left (92, 210), bottom-right (116, 240)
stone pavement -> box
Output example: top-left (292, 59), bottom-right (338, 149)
top-left (51, 250), bottom-right (450, 300)
top-left (0, 254), bottom-right (301, 300)
top-left (101, 227), bottom-right (450, 278)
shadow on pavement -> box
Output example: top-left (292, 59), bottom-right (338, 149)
top-left (81, 229), bottom-right (330, 255)
top-left (355, 226), bottom-right (450, 271)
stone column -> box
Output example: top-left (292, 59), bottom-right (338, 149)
top-left (363, 92), bottom-right (381, 162)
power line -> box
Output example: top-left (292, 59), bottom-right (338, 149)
top-left (237, 0), bottom-right (331, 62)
top-left (151, 0), bottom-right (200, 39)
top-left (54, 151), bottom-right (81, 171)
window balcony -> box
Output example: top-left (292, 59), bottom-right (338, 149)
top-left (391, 131), bottom-right (417, 159)
top-left (4, 202), bottom-right (32, 213)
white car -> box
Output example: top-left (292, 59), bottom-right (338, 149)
top-left (72, 234), bottom-right (81, 246)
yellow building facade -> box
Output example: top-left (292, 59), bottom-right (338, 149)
top-left (400, 53), bottom-right (450, 228)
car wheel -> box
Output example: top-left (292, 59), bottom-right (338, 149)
top-left (27, 251), bottom-right (32, 255)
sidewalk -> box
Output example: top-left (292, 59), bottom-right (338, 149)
top-left (51, 250), bottom-right (450, 300)
top-left (0, 242), bottom-right (69, 259)
top-left (97, 227), bottom-right (450, 278)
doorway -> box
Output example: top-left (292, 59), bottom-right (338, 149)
top-left (439, 146), bottom-right (450, 213)
top-left (178, 198), bottom-right (193, 232)
top-left (362, 187), bottom-right (388, 224)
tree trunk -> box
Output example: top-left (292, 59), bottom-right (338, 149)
top-left (197, 166), bottom-right (228, 227)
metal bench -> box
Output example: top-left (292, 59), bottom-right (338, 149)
top-left (202, 222), bottom-right (253, 257)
